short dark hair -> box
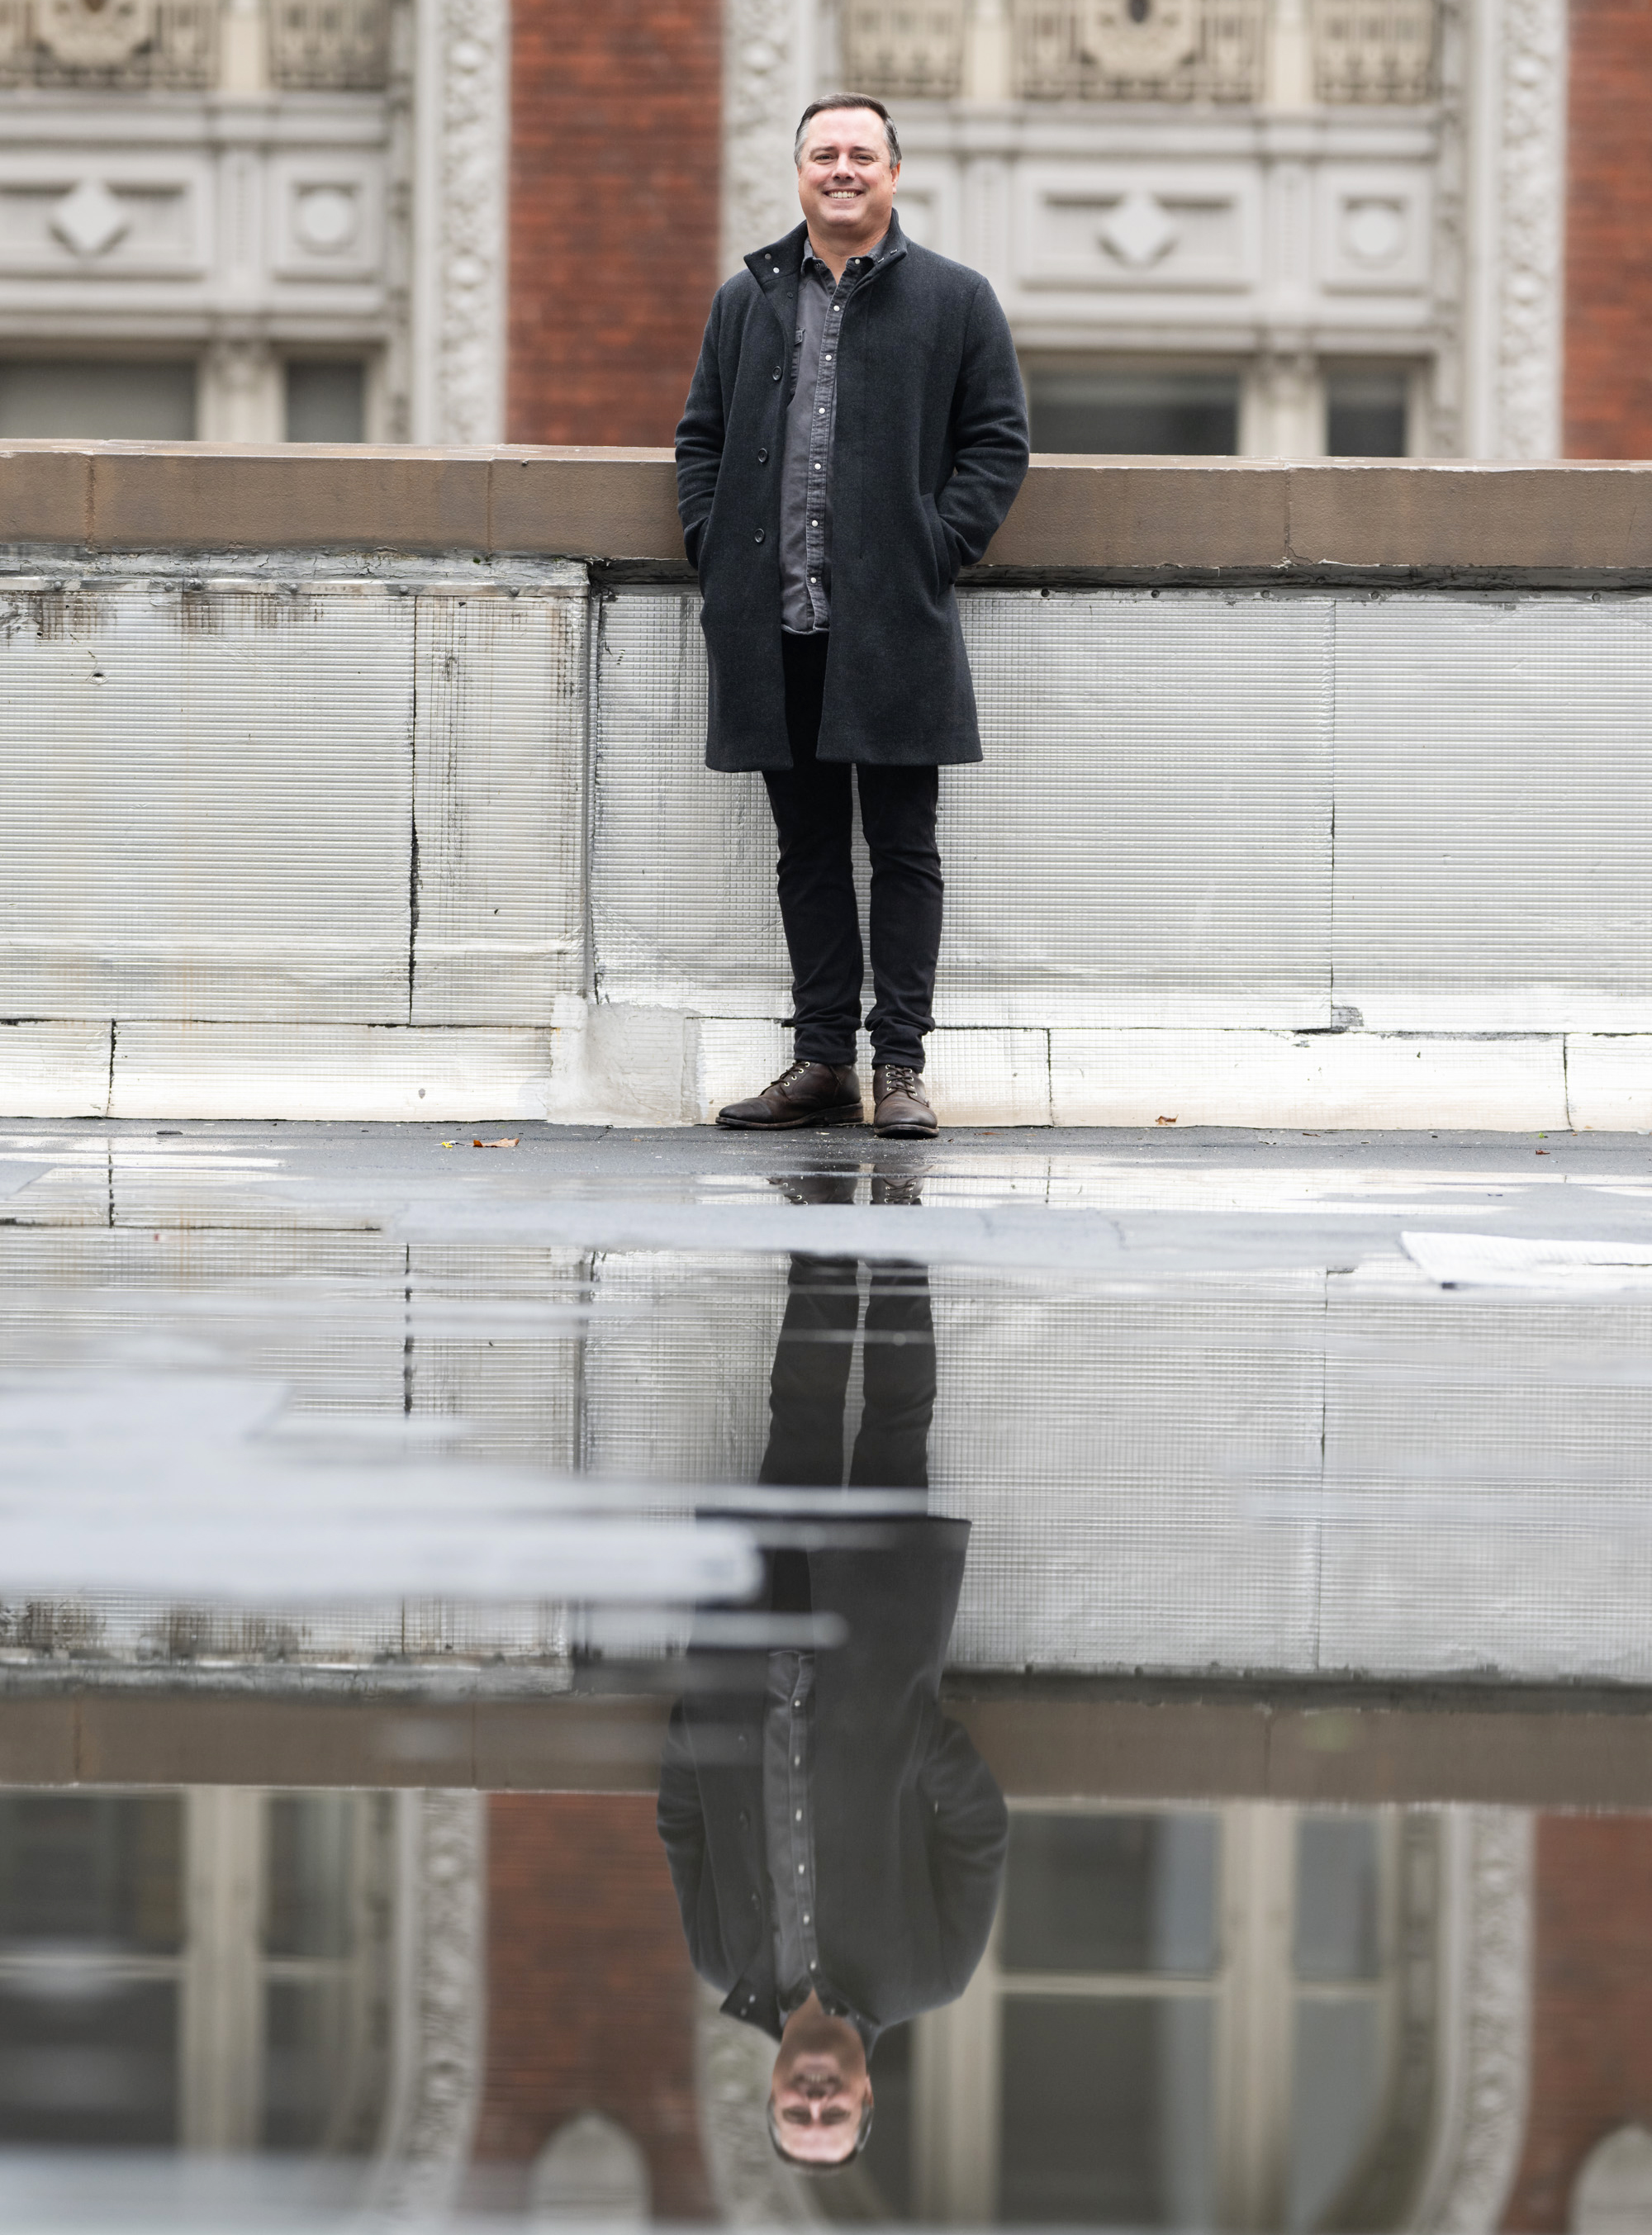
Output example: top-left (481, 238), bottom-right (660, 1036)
top-left (767, 2090), bottom-right (876, 2169)
top-left (793, 94), bottom-right (901, 168)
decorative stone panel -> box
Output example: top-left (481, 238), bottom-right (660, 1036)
top-left (1014, 0), bottom-right (1268, 104)
top-left (0, 0), bottom-right (215, 87)
top-left (839, 0), bottom-right (966, 97)
top-left (269, 0), bottom-right (389, 90)
top-left (1312, 0), bottom-right (1436, 102)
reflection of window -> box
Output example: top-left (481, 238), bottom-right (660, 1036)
top-left (912, 1804), bottom-right (1441, 2230)
top-left (0, 359), bottom-right (197, 440)
top-left (285, 361), bottom-right (366, 443)
top-left (1026, 368), bottom-right (1240, 455)
top-left (0, 1791), bottom-right (392, 2156)
top-left (1326, 370), bottom-right (1409, 456)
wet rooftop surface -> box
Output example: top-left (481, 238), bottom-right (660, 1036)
top-left (0, 1120), bottom-right (1650, 2228)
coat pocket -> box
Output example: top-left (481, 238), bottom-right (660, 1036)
top-left (922, 496), bottom-right (956, 599)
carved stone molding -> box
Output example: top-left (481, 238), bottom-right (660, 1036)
top-left (1412, 1808), bottom-right (1534, 2233)
top-left (364, 1790), bottom-right (487, 2223)
top-left (721, 0), bottom-right (805, 275)
top-left (1493, 0), bottom-right (1565, 458)
top-left (411, 0), bottom-right (507, 441)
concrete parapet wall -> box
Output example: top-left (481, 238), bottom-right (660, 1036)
top-left (2, 447), bottom-right (1652, 1128)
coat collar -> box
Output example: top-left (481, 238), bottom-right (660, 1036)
top-left (745, 206), bottom-right (909, 289)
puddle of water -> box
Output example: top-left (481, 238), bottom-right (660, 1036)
top-left (0, 1123), bottom-right (1649, 2227)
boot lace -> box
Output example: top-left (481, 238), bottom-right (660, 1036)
top-left (878, 1065), bottom-right (922, 1096)
top-left (767, 1060), bottom-right (814, 1091)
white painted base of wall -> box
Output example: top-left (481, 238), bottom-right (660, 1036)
top-left (7, 1008), bottom-right (1651, 1129)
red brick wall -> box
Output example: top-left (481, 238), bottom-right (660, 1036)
top-left (472, 1793), bottom-right (716, 2218)
top-left (1564, 0), bottom-right (1652, 456)
top-left (508, 1), bottom-right (726, 444)
top-left (1502, 1815), bottom-right (1652, 2230)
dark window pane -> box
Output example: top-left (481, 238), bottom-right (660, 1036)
top-left (0, 360), bottom-right (195, 440)
top-left (285, 360), bottom-right (365, 443)
top-left (860, 2019), bottom-right (912, 2217)
top-left (1326, 371), bottom-right (1408, 456)
top-left (1028, 370), bottom-right (1238, 454)
top-left (0, 1981), bottom-right (177, 2147)
top-left (1294, 1816), bottom-right (1380, 1980)
top-left (0, 1796), bottom-right (183, 1951)
top-left (264, 1795), bottom-right (354, 1958)
top-left (1004, 1813), bottom-right (1218, 1976)
top-left (263, 1976), bottom-right (353, 2152)
top-left (1290, 1998), bottom-right (1384, 2230)
top-left (999, 1995), bottom-right (1213, 2227)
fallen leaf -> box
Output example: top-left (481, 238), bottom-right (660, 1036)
top-left (474, 1136), bottom-right (520, 1149)
top-left (1156, 1115), bottom-right (1177, 1125)
top-left (1536, 1148), bottom-right (1549, 1155)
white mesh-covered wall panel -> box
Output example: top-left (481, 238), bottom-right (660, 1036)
top-left (0, 579), bottom-right (415, 1023)
top-left (1332, 596), bottom-right (1652, 1030)
top-left (411, 590), bottom-right (588, 1024)
top-left (591, 587), bottom-right (1334, 1030)
top-left (405, 1243), bottom-right (587, 1471)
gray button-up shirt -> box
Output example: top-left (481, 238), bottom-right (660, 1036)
top-left (778, 233), bottom-right (890, 637)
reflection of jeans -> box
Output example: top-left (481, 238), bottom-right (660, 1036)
top-left (759, 1254), bottom-right (936, 1612)
top-left (759, 1255), bottom-right (936, 1492)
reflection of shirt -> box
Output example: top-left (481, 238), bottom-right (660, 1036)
top-left (764, 1648), bottom-right (819, 2011)
top-left (778, 232), bottom-right (890, 636)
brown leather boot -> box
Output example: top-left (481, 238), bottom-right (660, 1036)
top-left (716, 1060), bottom-right (863, 1130)
top-left (872, 1065), bottom-right (938, 1137)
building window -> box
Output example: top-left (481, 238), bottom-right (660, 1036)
top-left (0, 359), bottom-right (196, 441)
top-left (284, 361), bottom-right (366, 444)
top-left (0, 1791), bottom-right (392, 2158)
top-left (1027, 367), bottom-right (1240, 454)
top-left (1326, 368), bottom-right (1410, 456)
top-left (910, 1804), bottom-right (1441, 2229)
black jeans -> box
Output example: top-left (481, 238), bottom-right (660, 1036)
top-left (764, 633), bottom-right (942, 1073)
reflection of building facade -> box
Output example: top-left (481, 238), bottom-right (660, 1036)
top-left (6, 0), bottom-right (1649, 458)
top-left (5, 1783), bottom-right (1652, 2228)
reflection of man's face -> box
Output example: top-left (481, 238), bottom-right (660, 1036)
top-left (769, 1997), bottom-right (872, 2166)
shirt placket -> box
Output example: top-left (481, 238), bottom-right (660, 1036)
top-left (786, 1656), bottom-right (820, 1987)
top-left (803, 275), bottom-right (844, 633)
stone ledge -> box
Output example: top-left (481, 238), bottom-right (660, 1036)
top-left (2, 443), bottom-right (1651, 573)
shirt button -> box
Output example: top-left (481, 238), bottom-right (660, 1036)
top-left (757, 446), bottom-right (768, 463)
top-left (795, 1809), bottom-right (803, 1821)
top-left (797, 1862), bottom-right (805, 1875)
top-left (737, 1809), bottom-right (749, 1829)
top-left (813, 463), bottom-right (822, 472)
top-left (748, 1892), bottom-right (759, 1910)
top-left (824, 354), bottom-right (832, 363)
top-left (803, 1911), bottom-right (810, 1923)
top-left (810, 1960), bottom-right (819, 1970)
top-left (818, 406), bottom-right (824, 414)
top-left (753, 529), bottom-right (765, 543)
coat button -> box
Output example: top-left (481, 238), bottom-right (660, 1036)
top-left (753, 529), bottom-right (765, 543)
top-left (757, 447), bottom-right (769, 463)
top-left (748, 1891), bottom-right (760, 1910)
top-left (737, 1809), bottom-right (749, 1829)
top-left (772, 368), bottom-right (781, 382)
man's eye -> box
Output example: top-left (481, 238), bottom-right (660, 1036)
top-left (819, 2107), bottom-right (849, 2124)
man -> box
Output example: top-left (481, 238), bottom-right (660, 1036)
top-left (676, 94), bottom-right (1030, 1138)
top-left (657, 1203), bottom-right (1007, 2171)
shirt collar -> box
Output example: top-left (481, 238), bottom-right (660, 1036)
top-left (801, 227), bottom-right (890, 281)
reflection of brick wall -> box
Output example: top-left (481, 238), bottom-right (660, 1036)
top-left (1564, 0), bottom-right (1652, 456)
top-left (1502, 1815), bottom-right (1652, 2231)
top-left (507, 0), bottom-right (724, 445)
top-left (473, 1793), bottom-right (715, 2219)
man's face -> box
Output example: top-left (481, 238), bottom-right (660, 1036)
top-left (770, 2008), bottom-right (872, 2167)
top-left (796, 108), bottom-right (899, 251)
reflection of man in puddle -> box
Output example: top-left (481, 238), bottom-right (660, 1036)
top-left (657, 1179), bottom-right (1007, 2171)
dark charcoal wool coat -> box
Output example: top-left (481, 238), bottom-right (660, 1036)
top-left (655, 1520), bottom-right (1009, 2045)
top-left (675, 211), bottom-right (1030, 770)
